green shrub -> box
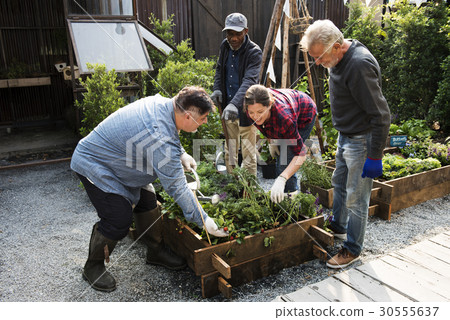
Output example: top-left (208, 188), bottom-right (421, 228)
top-left (429, 55), bottom-right (450, 133)
top-left (380, 1), bottom-right (449, 123)
top-left (343, 1), bottom-right (385, 60)
top-left (76, 63), bottom-right (126, 137)
top-left (153, 51), bottom-right (215, 97)
top-left (142, 14), bottom-right (176, 97)
top-left (343, 1), bottom-right (449, 134)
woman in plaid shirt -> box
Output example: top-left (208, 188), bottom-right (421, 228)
top-left (244, 84), bottom-right (317, 203)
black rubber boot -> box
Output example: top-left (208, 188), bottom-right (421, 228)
top-left (133, 205), bottom-right (186, 270)
top-left (82, 224), bottom-right (118, 292)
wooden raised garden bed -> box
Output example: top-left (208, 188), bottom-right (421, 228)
top-left (372, 164), bottom-right (450, 214)
top-left (162, 214), bottom-right (333, 298)
top-left (300, 183), bottom-right (333, 209)
top-left (321, 159), bottom-right (450, 221)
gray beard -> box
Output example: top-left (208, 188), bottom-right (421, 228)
top-left (228, 41), bottom-right (242, 51)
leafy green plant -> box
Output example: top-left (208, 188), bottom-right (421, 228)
top-left (299, 158), bottom-right (333, 189)
top-left (390, 119), bottom-right (436, 140)
top-left (158, 162), bottom-right (323, 245)
top-left (342, 1), bottom-right (449, 134)
top-left (257, 131), bottom-right (276, 164)
top-left (427, 141), bottom-right (450, 166)
top-left (399, 138), bottom-right (432, 159)
top-left (382, 153), bottom-right (441, 180)
top-left (76, 63), bottom-right (126, 137)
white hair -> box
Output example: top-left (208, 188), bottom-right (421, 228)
top-left (300, 19), bottom-right (344, 52)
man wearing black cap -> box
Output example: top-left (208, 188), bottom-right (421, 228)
top-left (210, 13), bottom-right (262, 176)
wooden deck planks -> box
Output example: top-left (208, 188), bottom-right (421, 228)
top-left (274, 232), bottom-right (450, 302)
top-left (307, 277), bottom-right (373, 302)
top-left (333, 269), bottom-right (414, 302)
top-left (285, 286), bottom-right (331, 302)
top-left (379, 255), bottom-right (450, 298)
top-left (356, 260), bottom-right (448, 302)
top-left (391, 249), bottom-right (450, 276)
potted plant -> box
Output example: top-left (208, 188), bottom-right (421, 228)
top-left (257, 132), bottom-right (277, 179)
top-left (299, 158), bottom-right (334, 208)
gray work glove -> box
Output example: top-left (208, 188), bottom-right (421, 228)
top-left (222, 103), bottom-right (239, 121)
top-left (210, 90), bottom-right (222, 106)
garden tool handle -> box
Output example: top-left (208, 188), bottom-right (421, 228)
top-left (189, 167), bottom-right (201, 190)
top-left (192, 191), bottom-right (211, 245)
top-left (217, 101), bottom-right (234, 170)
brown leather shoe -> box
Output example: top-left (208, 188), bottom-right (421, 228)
top-left (326, 247), bottom-right (360, 269)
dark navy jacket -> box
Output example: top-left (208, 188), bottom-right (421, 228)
top-left (213, 35), bottom-right (262, 127)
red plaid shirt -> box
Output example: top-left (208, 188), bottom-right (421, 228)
top-left (250, 89), bottom-right (317, 156)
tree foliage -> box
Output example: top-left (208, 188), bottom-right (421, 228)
top-left (343, 0), bottom-right (449, 134)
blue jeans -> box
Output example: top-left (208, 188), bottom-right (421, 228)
top-left (276, 116), bottom-right (316, 192)
top-left (330, 133), bottom-right (373, 256)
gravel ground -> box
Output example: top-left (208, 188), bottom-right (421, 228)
top-left (0, 161), bottom-right (449, 302)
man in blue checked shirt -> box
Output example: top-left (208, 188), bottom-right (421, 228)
top-left (243, 84), bottom-right (317, 204)
top-left (71, 86), bottom-right (228, 292)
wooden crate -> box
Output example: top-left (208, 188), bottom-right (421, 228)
top-left (162, 214), bottom-right (333, 298)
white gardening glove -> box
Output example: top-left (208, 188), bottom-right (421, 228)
top-left (204, 216), bottom-right (229, 237)
top-left (210, 90), bottom-right (222, 105)
top-left (269, 144), bottom-right (280, 158)
top-left (221, 103), bottom-right (239, 121)
top-left (180, 152), bottom-right (197, 171)
top-left (270, 176), bottom-right (287, 203)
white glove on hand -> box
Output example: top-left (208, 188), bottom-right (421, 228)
top-left (203, 216), bottom-right (229, 237)
top-left (210, 90), bottom-right (222, 105)
top-left (269, 144), bottom-right (280, 158)
top-left (222, 103), bottom-right (239, 121)
top-left (270, 176), bottom-right (287, 203)
top-left (180, 152), bottom-right (197, 171)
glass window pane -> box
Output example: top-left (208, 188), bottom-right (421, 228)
top-left (69, 21), bottom-right (152, 73)
top-left (68, 0), bottom-right (133, 16)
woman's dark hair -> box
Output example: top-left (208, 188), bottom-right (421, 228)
top-left (174, 86), bottom-right (213, 115)
top-left (243, 84), bottom-right (272, 111)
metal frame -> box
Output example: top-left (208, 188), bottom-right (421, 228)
top-left (66, 19), bottom-right (152, 74)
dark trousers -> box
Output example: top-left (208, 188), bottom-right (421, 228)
top-left (77, 174), bottom-right (157, 240)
